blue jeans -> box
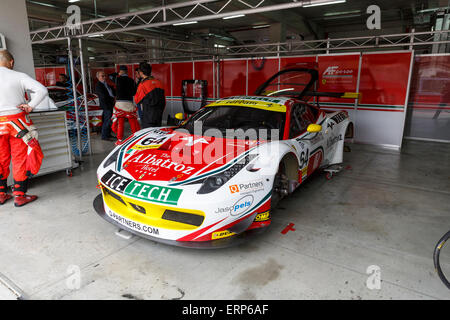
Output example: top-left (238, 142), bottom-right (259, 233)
top-left (102, 109), bottom-right (113, 139)
top-left (137, 103), bottom-right (143, 119)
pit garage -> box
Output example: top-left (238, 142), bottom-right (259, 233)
top-left (0, 0), bottom-right (449, 302)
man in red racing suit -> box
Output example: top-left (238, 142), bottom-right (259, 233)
top-left (0, 50), bottom-right (47, 207)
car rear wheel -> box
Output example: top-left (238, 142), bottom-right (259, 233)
top-left (344, 123), bottom-right (354, 153)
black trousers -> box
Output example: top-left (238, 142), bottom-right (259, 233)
top-left (101, 108), bottom-right (113, 139)
top-left (142, 106), bottom-right (163, 129)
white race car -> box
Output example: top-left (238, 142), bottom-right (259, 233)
top-left (47, 86), bottom-right (103, 129)
top-left (93, 67), bottom-right (355, 248)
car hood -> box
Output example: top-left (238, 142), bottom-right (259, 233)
top-left (114, 127), bottom-right (262, 184)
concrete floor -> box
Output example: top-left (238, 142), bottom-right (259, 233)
top-left (0, 135), bottom-right (449, 300)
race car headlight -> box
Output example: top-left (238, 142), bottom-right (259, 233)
top-left (197, 154), bottom-right (258, 194)
top-left (103, 147), bottom-right (120, 168)
top-left (197, 175), bottom-right (229, 194)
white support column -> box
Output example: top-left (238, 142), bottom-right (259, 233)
top-left (67, 37), bottom-right (82, 161)
top-left (78, 38), bottom-right (92, 155)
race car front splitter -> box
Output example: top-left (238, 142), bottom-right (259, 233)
top-left (93, 194), bottom-right (267, 249)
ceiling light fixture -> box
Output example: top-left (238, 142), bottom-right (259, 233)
top-left (323, 14), bottom-right (361, 20)
top-left (223, 14), bottom-right (246, 20)
top-left (173, 21), bottom-right (198, 26)
top-left (27, 1), bottom-right (59, 8)
top-left (303, 0), bottom-right (346, 8)
top-left (88, 34), bottom-right (104, 38)
top-left (252, 24), bottom-right (271, 29)
top-left (68, 0), bottom-right (81, 3)
top-left (323, 10), bottom-right (360, 16)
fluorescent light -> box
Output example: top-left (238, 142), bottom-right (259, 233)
top-left (173, 21), bottom-right (198, 26)
top-left (253, 24), bottom-right (270, 29)
top-left (88, 34), bottom-right (104, 38)
top-left (323, 14), bottom-right (361, 20)
top-left (68, 0), bottom-right (80, 3)
top-left (214, 44), bottom-right (226, 48)
top-left (418, 7), bottom-right (447, 13)
top-left (223, 14), bottom-right (246, 20)
top-left (303, 0), bottom-right (346, 8)
top-left (27, 1), bottom-right (59, 8)
top-left (324, 10), bottom-right (360, 16)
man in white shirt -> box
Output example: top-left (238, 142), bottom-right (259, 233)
top-left (0, 50), bottom-right (47, 207)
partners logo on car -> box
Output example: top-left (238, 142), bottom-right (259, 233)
top-left (229, 180), bottom-right (264, 195)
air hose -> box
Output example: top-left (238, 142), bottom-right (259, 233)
top-left (434, 230), bottom-right (450, 289)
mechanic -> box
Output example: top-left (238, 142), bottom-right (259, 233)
top-left (134, 62), bottom-right (166, 128)
top-left (134, 68), bottom-right (142, 86)
top-left (0, 50), bottom-right (47, 207)
top-left (95, 71), bottom-right (115, 141)
top-left (55, 74), bottom-right (70, 87)
top-left (112, 65), bottom-right (140, 145)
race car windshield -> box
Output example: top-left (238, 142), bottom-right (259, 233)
top-left (261, 72), bottom-right (311, 97)
top-left (255, 68), bottom-right (317, 99)
top-left (176, 106), bottom-right (285, 140)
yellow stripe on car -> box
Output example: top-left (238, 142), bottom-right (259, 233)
top-left (206, 99), bottom-right (286, 112)
top-left (131, 144), bottom-right (161, 150)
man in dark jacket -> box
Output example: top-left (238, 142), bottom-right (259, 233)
top-left (116, 65), bottom-right (136, 101)
top-left (134, 62), bottom-right (166, 128)
top-left (112, 65), bottom-right (140, 145)
top-left (95, 71), bottom-right (115, 140)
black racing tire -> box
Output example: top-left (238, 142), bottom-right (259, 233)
top-left (434, 230), bottom-right (450, 289)
top-left (344, 123), bottom-right (353, 153)
top-left (270, 161), bottom-right (286, 210)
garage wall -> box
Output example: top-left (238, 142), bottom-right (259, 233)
top-left (316, 53), bottom-right (360, 135)
top-left (356, 51), bottom-right (414, 148)
top-left (0, 0), bottom-right (35, 76)
top-left (35, 52), bottom-right (419, 149)
top-left (211, 52), bottom-right (412, 149)
top-left (404, 54), bottom-right (450, 143)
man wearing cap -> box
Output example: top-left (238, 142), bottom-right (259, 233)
top-left (111, 65), bottom-right (140, 145)
top-left (0, 50), bottom-right (47, 207)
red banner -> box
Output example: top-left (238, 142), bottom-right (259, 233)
top-left (171, 62), bottom-right (193, 97)
top-left (359, 52), bottom-right (412, 109)
top-left (220, 59), bottom-right (247, 97)
top-left (194, 61), bottom-right (215, 98)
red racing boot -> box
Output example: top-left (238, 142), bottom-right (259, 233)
top-left (14, 194), bottom-right (38, 207)
top-left (0, 193), bottom-right (12, 205)
top-left (0, 179), bottom-right (11, 205)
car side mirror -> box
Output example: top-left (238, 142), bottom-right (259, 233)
top-left (175, 113), bottom-right (185, 120)
top-left (307, 124), bottom-right (322, 133)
